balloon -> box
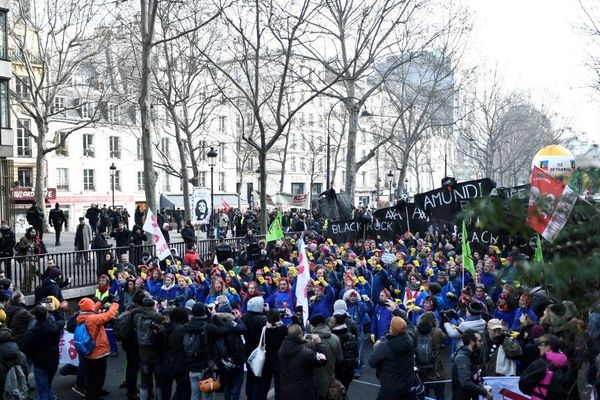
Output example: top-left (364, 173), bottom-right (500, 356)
top-left (531, 145), bottom-right (576, 183)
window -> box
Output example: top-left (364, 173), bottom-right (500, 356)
top-left (113, 170), bottom-right (121, 191)
top-left (291, 182), bottom-right (305, 194)
top-left (15, 76), bottom-right (29, 99)
top-left (199, 171), bottom-right (206, 187)
top-left (83, 134), bottom-right (94, 157)
top-left (107, 103), bottom-right (118, 123)
top-left (311, 183), bottom-right (322, 196)
top-left (300, 157), bottom-right (306, 171)
top-left (16, 119), bottom-right (31, 157)
top-left (308, 113), bottom-right (314, 126)
top-left (0, 79), bottom-right (8, 128)
top-left (362, 171), bottom-right (367, 186)
top-left (83, 169), bottom-right (94, 191)
top-left (161, 172), bottom-right (170, 192)
top-left (0, 11), bottom-right (6, 59)
top-left (218, 142), bottom-right (225, 163)
top-left (109, 136), bottom-right (120, 158)
top-left (290, 156), bottom-right (296, 172)
top-left (137, 171), bottom-right (144, 191)
top-left (161, 137), bottom-right (170, 154)
top-left (53, 96), bottom-right (66, 117)
top-left (56, 168), bottom-right (69, 191)
top-left (17, 167), bottom-right (32, 187)
top-left (136, 138), bottom-right (143, 160)
top-left (79, 99), bottom-right (93, 119)
top-left (219, 116), bottom-right (226, 133)
top-left (56, 131), bottom-right (68, 156)
top-left (218, 172), bottom-right (225, 191)
top-left (199, 140), bottom-right (206, 161)
top-left (247, 157), bottom-right (254, 171)
top-left (236, 115), bottom-right (241, 131)
top-left (301, 137), bottom-right (306, 151)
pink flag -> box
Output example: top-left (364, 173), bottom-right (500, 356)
top-left (221, 198), bottom-right (232, 213)
top-left (142, 208), bottom-right (171, 260)
top-left (295, 236), bottom-right (311, 324)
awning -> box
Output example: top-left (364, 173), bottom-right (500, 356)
top-left (159, 193), bottom-right (249, 209)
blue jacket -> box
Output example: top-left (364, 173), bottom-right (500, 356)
top-left (346, 300), bottom-right (372, 337)
top-left (309, 285), bottom-right (335, 318)
top-left (194, 280), bottom-right (211, 303)
top-left (146, 279), bottom-right (163, 298)
top-left (158, 284), bottom-right (177, 301)
top-left (510, 307), bottom-right (538, 331)
top-left (493, 308), bottom-right (514, 328)
top-left (371, 270), bottom-right (389, 299)
top-left (174, 286), bottom-right (196, 306)
top-left (266, 290), bottom-right (296, 325)
top-left (370, 304), bottom-right (392, 340)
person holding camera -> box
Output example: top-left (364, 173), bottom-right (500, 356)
top-left (451, 329), bottom-right (493, 400)
top-left (133, 297), bottom-right (165, 400)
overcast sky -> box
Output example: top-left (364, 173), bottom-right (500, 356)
top-left (464, 0), bottom-right (599, 141)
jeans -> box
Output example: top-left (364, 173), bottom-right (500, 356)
top-left (355, 332), bottom-right (365, 375)
top-left (34, 366), bottom-right (57, 400)
top-left (140, 362), bottom-right (162, 400)
top-left (189, 371), bottom-right (215, 400)
top-left (85, 356), bottom-right (108, 400)
top-left (222, 367), bottom-right (244, 400)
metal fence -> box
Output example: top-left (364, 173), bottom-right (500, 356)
top-left (2, 234), bottom-right (265, 296)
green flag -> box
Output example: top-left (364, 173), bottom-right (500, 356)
top-left (266, 211), bottom-right (284, 242)
top-left (461, 220), bottom-right (475, 275)
top-left (534, 234), bottom-right (544, 263)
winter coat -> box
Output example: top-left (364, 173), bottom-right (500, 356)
top-left (368, 332), bottom-right (417, 398)
top-left (278, 336), bottom-right (328, 400)
top-left (242, 311), bottom-right (267, 356)
top-left (40, 278), bottom-right (64, 302)
top-left (0, 227), bottom-right (15, 257)
top-left (0, 330), bottom-right (28, 396)
top-left (158, 284), bottom-right (177, 301)
top-left (481, 334), bottom-right (523, 376)
top-left (76, 302), bottom-right (119, 359)
top-left (133, 307), bottom-right (165, 364)
top-left (371, 269), bottom-right (389, 299)
top-left (308, 285), bottom-right (335, 319)
top-left (183, 316), bottom-right (228, 372)
top-left (145, 278), bottom-right (163, 298)
top-left (74, 223), bottom-right (92, 250)
top-left (111, 228), bottom-right (131, 248)
top-left (511, 307), bottom-right (539, 331)
top-left (264, 322), bottom-right (287, 373)
top-left (215, 313), bottom-right (247, 365)
top-left (165, 321), bottom-right (187, 374)
top-left (519, 351), bottom-right (569, 400)
top-left (49, 208), bottom-right (67, 230)
top-left (451, 346), bottom-right (489, 400)
top-left (345, 298), bottom-right (372, 337)
top-left (181, 226), bottom-right (196, 245)
top-left (444, 315), bottom-right (487, 339)
top-left (23, 311), bottom-right (65, 371)
top-left (86, 207), bottom-right (100, 224)
top-left (5, 304), bottom-right (33, 351)
top-left (312, 324), bottom-right (344, 397)
top-left (371, 303), bottom-right (393, 340)
top-left (415, 323), bottom-right (447, 380)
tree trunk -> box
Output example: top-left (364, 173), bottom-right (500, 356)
top-left (279, 125), bottom-right (291, 193)
top-left (172, 120), bottom-right (191, 221)
top-left (396, 157), bottom-right (409, 195)
top-left (344, 102), bottom-right (359, 201)
top-left (34, 119), bottom-right (47, 231)
top-left (258, 151), bottom-right (268, 232)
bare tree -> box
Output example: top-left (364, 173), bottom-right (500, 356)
top-left (9, 0), bottom-right (113, 215)
top-left (196, 0), bottom-right (346, 231)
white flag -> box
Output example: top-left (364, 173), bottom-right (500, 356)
top-left (142, 208), bottom-right (171, 261)
top-left (295, 235), bottom-right (311, 324)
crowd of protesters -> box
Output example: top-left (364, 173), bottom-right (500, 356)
top-left (0, 207), bottom-right (598, 400)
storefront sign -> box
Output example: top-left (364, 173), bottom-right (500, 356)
top-left (13, 187), bottom-right (56, 201)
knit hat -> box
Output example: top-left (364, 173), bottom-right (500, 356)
top-left (333, 300), bottom-right (348, 316)
top-left (142, 298), bottom-right (155, 308)
top-left (48, 268), bottom-right (62, 280)
top-left (309, 314), bottom-right (326, 327)
top-left (192, 303), bottom-right (207, 317)
top-left (467, 301), bottom-right (484, 315)
top-left (247, 296), bottom-right (264, 313)
top-left (217, 303), bottom-right (233, 314)
top-left (184, 299), bottom-right (196, 311)
top-left (390, 316), bottom-right (407, 336)
top-left (78, 297), bottom-right (95, 312)
top-left (0, 279), bottom-right (11, 290)
top-left (530, 325), bottom-right (545, 340)
top-left (343, 289), bottom-right (359, 302)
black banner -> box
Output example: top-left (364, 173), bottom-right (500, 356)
top-left (327, 219), bottom-right (401, 243)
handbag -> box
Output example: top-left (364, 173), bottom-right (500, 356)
top-left (247, 326), bottom-right (266, 377)
top-left (496, 345), bottom-right (517, 376)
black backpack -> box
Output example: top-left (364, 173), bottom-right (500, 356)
top-left (136, 315), bottom-right (160, 347)
top-left (183, 324), bottom-right (208, 358)
top-left (415, 331), bottom-right (436, 370)
top-left (338, 330), bottom-right (358, 367)
top-left (114, 309), bottom-right (136, 341)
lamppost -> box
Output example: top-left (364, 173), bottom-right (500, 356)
top-left (109, 163), bottom-right (116, 208)
top-left (386, 170), bottom-right (394, 202)
top-left (207, 146), bottom-right (218, 239)
top-left (326, 97), bottom-right (371, 189)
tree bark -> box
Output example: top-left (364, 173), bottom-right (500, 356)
top-left (258, 150), bottom-right (268, 232)
top-left (344, 101), bottom-right (359, 200)
top-left (34, 119), bottom-right (47, 230)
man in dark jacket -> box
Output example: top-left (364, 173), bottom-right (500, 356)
top-left (121, 291), bottom-right (145, 400)
top-left (0, 326), bottom-right (28, 396)
top-left (133, 297), bottom-right (165, 400)
top-left (181, 221), bottom-right (196, 246)
top-left (451, 329), bottom-right (492, 400)
top-left (111, 221), bottom-right (131, 257)
top-left (26, 201), bottom-right (44, 239)
top-left (279, 324), bottom-right (328, 400)
top-left (242, 296), bottom-right (268, 400)
top-left (5, 291), bottom-right (33, 352)
top-left (134, 206), bottom-right (144, 228)
top-left (48, 203), bottom-right (67, 246)
top-left (184, 303), bottom-right (229, 400)
top-left (161, 307), bottom-right (190, 400)
top-left (369, 316), bottom-right (418, 400)
top-left (85, 204), bottom-right (100, 235)
top-left (215, 303), bottom-right (247, 400)
top-left (23, 304), bottom-right (65, 400)
top-left (0, 221), bottom-right (15, 280)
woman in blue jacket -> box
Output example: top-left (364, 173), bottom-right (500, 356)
top-left (344, 289), bottom-right (373, 378)
top-left (158, 273), bottom-right (177, 301)
top-left (370, 289), bottom-right (394, 342)
top-left (266, 278), bottom-right (296, 325)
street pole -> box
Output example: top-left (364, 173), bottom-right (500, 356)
top-left (109, 163), bottom-right (116, 208)
top-left (326, 133), bottom-right (330, 188)
top-left (210, 165), bottom-right (214, 239)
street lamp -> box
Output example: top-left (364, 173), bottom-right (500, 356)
top-left (386, 171), bottom-right (394, 202)
top-left (109, 163), bottom-right (116, 208)
top-left (326, 97), bottom-right (371, 189)
top-left (207, 146), bottom-right (218, 239)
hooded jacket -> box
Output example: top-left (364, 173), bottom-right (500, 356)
top-left (368, 332), bottom-right (416, 397)
top-left (76, 299), bottom-right (119, 359)
top-left (519, 351), bottom-right (570, 400)
top-left (183, 315), bottom-right (228, 372)
top-left (416, 321), bottom-right (447, 380)
top-left (0, 329), bottom-right (28, 395)
top-left (5, 303), bottom-right (33, 351)
top-left (312, 324), bottom-right (343, 397)
top-left (133, 307), bottom-right (165, 364)
top-left (278, 335), bottom-right (327, 400)
top-left (451, 345), bottom-right (488, 400)
top-left (370, 303), bottom-right (393, 340)
top-left (23, 311), bottom-right (65, 371)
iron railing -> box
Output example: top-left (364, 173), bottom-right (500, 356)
top-left (2, 234), bottom-right (266, 296)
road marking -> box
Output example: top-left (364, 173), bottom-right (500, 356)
top-left (353, 379), bottom-right (381, 387)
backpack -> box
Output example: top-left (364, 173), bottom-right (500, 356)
top-left (183, 324), bottom-right (208, 358)
top-left (136, 315), bottom-right (160, 347)
top-left (113, 309), bottom-right (135, 341)
top-left (415, 331), bottom-right (436, 370)
top-left (532, 363), bottom-right (570, 400)
top-left (74, 323), bottom-right (95, 356)
top-left (338, 331), bottom-right (358, 367)
top-left (3, 360), bottom-right (28, 400)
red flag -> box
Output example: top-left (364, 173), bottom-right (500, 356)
top-left (527, 167), bottom-right (577, 242)
top-left (221, 198), bottom-right (231, 213)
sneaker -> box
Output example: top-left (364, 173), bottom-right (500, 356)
top-left (353, 371), bottom-right (361, 378)
top-left (72, 385), bottom-right (85, 397)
